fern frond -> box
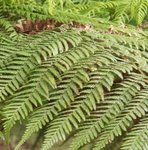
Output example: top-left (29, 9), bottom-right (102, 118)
top-left (0, 28), bottom-right (147, 150)
top-left (0, 29), bottom-right (82, 101)
top-left (121, 114), bottom-right (148, 150)
top-left (0, 17), bottom-right (17, 37)
top-left (69, 73), bottom-right (147, 150)
top-left (93, 86), bottom-right (148, 150)
top-left (15, 47), bottom-right (120, 148)
top-left (40, 62), bottom-right (136, 150)
top-left (134, 0), bottom-right (148, 25)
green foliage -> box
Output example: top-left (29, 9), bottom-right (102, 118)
top-left (0, 0), bottom-right (148, 149)
top-left (0, 28), bottom-right (148, 150)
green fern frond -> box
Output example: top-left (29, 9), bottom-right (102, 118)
top-left (121, 114), bottom-right (148, 150)
top-left (133, 0), bottom-right (148, 25)
top-left (0, 29), bottom-right (82, 101)
top-left (93, 86), bottom-right (148, 150)
top-left (69, 73), bottom-right (147, 150)
top-left (0, 28), bottom-right (147, 150)
top-left (15, 49), bottom-right (119, 149)
top-left (40, 62), bottom-right (136, 150)
top-left (0, 0), bottom-right (147, 150)
top-left (0, 17), bottom-right (17, 37)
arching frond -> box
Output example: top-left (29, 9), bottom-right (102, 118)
top-left (0, 27), bottom-right (147, 150)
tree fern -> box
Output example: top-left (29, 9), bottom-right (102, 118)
top-left (0, 1), bottom-right (148, 149)
top-left (0, 26), bottom-right (147, 150)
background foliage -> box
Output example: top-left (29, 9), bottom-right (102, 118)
top-left (0, 0), bottom-right (148, 36)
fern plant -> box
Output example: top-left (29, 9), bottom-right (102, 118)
top-left (0, 27), bottom-right (148, 150)
top-left (0, 0), bottom-right (148, 149)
